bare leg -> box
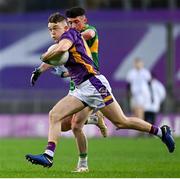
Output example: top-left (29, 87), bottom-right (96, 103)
top-left (100, 99), bottom-right (175, 153)
top-left (86, 111), bottom-right (108, 137)
top-left (100, 99), bottom-right (152, 132)
top-left (70, 107), bottom-right (92, 172)
top-left (61, 110), bottom-right (107, 137)
top-left (132, 106), bottom-right (144, 120)
top-left (61, 115), bottom-right (73, 132)
top-left (71, 107), bottom-right (92, 154)
top-left (25, 95), bottom-right (86, 167)
top-left (48, 95), bottom-right (85, 144)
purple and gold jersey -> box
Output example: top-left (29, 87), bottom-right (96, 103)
top-left (60, 28), bottom-right (99, 86)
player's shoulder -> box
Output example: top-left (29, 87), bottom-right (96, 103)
top-left (65, 28), bottom-right (79, 35)
top-left (61, 28), bottom-right (80, 41)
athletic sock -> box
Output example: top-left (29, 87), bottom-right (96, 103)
top-left (78, 153), bottom-right (88, 168)
top-left (156, 128), bottom-right (163, 138)
top-left (86, 114), bottom-right (98, 125)
top-left (79, 153), bottom-right (87, 158)
top-left (149, 125), bottom-right (162, 138)
top-left (44, 141), bottom-right (56, 158)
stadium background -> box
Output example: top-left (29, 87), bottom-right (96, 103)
top-left (0, 0), bottom-right (180, 137)
top-left (0, 0), bottom-right (180, 178)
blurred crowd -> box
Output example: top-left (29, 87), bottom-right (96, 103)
top-left (0, 0), bottom-right (180, 13)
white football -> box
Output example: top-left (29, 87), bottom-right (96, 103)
top-left (43, 44), bottom-right (69, 66)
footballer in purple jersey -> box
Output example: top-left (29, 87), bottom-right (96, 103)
top-left (26, 12), bottom-right (175, 172)
top-left (29, 10), bottom-right (107, 172)
top-left (60, 28), bottom-right (99, 85)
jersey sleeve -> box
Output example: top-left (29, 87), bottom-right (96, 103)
top-left (87, 25), bottom-right (97, 33)
top-left (60, 30), bottom-right (76, 44)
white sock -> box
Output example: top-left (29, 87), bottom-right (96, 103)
top-left (156, 127), bottom-right (162, 138)
top-left (78, 157), bottom-right (88, 168)
top-left (44, 149), bottom-right (54, 157)
top-left (86, 114), bottom-right (98, 124)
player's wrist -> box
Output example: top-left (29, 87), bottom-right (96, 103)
top-left (32, 68), bottom-right (42, 77)
top-left (60, 71), bottom-right (66, 78)
top-left (36, 67), bottom-right (43, 73)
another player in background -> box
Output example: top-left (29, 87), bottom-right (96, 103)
top-left (126, 58), bottom-right (151, 119)
top-left (30, 7), bottom-right (107, 172)
top-left (26, 12), bottom-right (175, 171)
top-left (144, 72), bottom-right (166, 125)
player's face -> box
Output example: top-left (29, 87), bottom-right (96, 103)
top-left (48, 22), bottom-right (66, 42)
top-left (134, 59), bottom-right (144, 69)
top-left (67, 16), bottom-right (87, 31)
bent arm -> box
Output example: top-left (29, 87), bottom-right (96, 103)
top-left (38, 62), bottom-right (53, 72)
top-left (41, 39), bottom-right (72, 62)
top-left (81, 29), bottom-right (95, 40)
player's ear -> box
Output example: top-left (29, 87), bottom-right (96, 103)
top-left (64, 25), bottom-right (69, 31)
top-left (84, 17), bottom-right (87, 23)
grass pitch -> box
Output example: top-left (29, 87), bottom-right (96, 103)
top-left (0, 137), bottom-right (179, 178)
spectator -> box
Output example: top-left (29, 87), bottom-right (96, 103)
top-left (126, 58), bottom-right (151, 119)
top-left (144, 73), bottom-right (166, 125)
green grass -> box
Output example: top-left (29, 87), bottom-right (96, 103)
top-left (0, 137), bottom-right (179, 178)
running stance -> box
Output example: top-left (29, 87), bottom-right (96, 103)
top-left (26, 12), bottom-right (175, 171)
top-left (30, 7), bottom-right (107, 172)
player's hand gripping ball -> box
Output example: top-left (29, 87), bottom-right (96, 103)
top-left (42, 44), bottom-right (69, 66)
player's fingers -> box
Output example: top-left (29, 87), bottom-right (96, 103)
top-left (30, 75), bottom-right (35, 86)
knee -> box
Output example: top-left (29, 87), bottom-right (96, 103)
top-left (71, 122), bottom-right (82, 134)
top-left (49, 109), bottom-right (61, 123)
top-left (115, 116), bottom-right (129, 129)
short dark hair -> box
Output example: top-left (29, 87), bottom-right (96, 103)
top-left (48, 12), bottom-right (66, 23)
top-left (66, 7), bottom-right (85, 18)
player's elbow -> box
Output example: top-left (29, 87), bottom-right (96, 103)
top-left (82, 30), bottom-right (95, 40)
top-left (56, 47), bottom-right (67, 54)
top-left (88, 31), bottom-right (95, 39)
